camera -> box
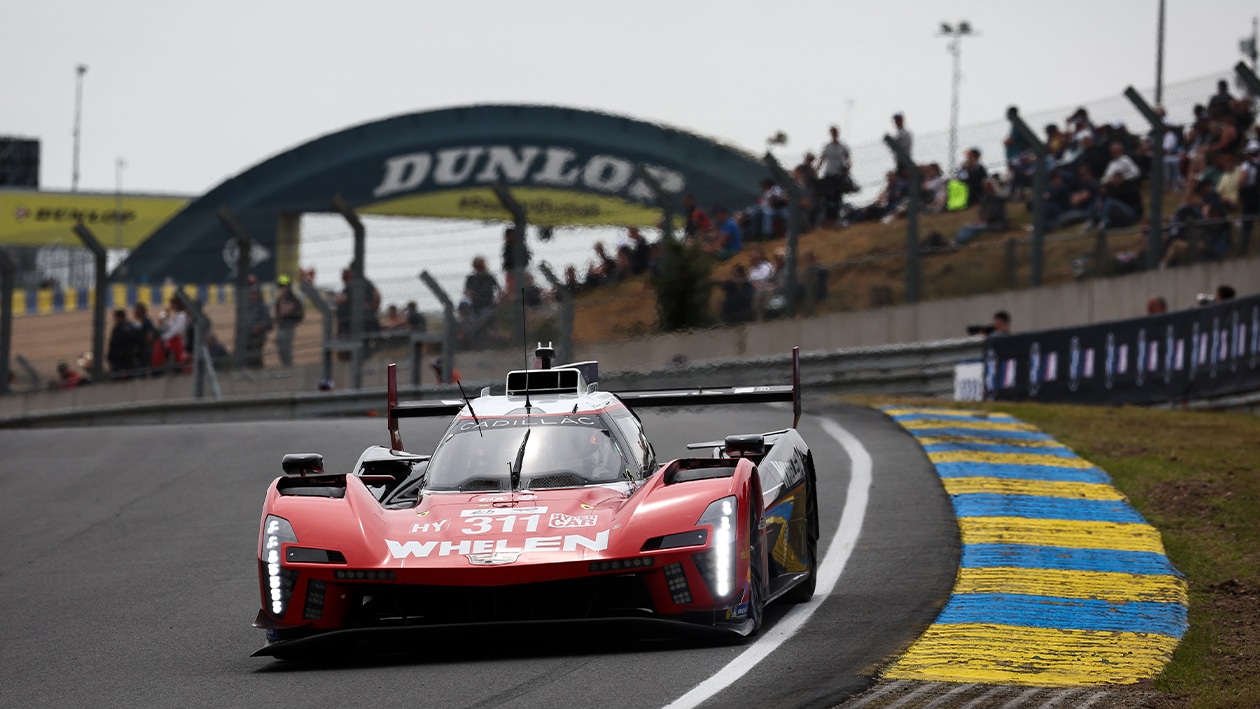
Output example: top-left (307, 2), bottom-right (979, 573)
top-left (966, 323), bottom-right (997, 336)
top-left (1196, 293), bottom-right (1215, 306)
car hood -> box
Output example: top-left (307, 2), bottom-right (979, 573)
top-left (361, 485), bottom-right (635, 569)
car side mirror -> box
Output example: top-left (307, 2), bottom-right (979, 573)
top-left (282, 453), bottom-right (325, 477)
top-left (724, 434), bottom-right (765, 459)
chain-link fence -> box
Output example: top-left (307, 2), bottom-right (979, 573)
top-left (5, 69), bottom-right (1258, 395)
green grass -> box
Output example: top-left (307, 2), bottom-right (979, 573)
top-left (854, 398), bottom-right (1260, 708)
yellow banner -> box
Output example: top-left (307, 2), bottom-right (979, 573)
top-left (0, 190), bottom-right (189, 248)
top-left (361, 186), bottom-right (664, 227)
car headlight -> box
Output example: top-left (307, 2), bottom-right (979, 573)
top-left (695, 496), bottom-right (737, 599)
top-left (260, 515), bottom-right (299, 618)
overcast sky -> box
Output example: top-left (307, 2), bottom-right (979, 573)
top-left (5, 0), bottom-right (1258, 197)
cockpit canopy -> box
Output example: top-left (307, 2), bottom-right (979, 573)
top-left (424, 413), bottom-right (633, 492)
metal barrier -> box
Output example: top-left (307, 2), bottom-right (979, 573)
top-left (0, 338), bottom-right (984, 428)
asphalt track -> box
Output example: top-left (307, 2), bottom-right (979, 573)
top-left (0, 401), bottom-right (958, 709)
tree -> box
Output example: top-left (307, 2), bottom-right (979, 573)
top-left (653, 237), bottom-right (712, 332)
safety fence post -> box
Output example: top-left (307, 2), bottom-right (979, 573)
top-left (1006, 107), bottom-right (1048, 287)
top-left (634, 164), bottom-right (676, 243)
top-left (881, 135), bottom-right (921, 303)
top-left (299, 282), bottom-right (335, 387)
top-left (538, 261), bottom-right (573, 364)
top-left (173, 290), bottom-right (215, 399)
top-left (1124, 87), bottom-right (1165, 271)
top-left (763, 153), bottom-right (802, 318)
top-left (419, 271), bottom-right (456, 385)
top-left (215, 206), bottom-right (254, 371)
top-left (332, 195), bottom-right (367, 390)
top-left (71, 221), bottom-right (107, 381)
top-left (0, 247), bottom-right (13, 394)
top-left (492, 182), bottom-right (529, 344)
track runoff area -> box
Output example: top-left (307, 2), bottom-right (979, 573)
top-left (839, 407), bottom-right (1187, 709)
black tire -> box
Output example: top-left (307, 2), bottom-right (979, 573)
top-left (784, 456), bottom-right (820, 604)
top-left (747, 505), bottom-right (768, 633)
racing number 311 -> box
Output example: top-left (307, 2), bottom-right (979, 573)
top-left (461, 515), bottom-right (541, 535)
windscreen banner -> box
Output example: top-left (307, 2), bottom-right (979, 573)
top-left (985, 293), bottom-right (1260, 404)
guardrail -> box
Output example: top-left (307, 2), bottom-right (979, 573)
top-left (0, 338), bottom-right (986, 428)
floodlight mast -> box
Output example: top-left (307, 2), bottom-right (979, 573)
top-left (938, 21), bottom-right (977, 173)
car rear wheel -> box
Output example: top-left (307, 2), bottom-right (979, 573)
top-left (747, 505), bottom-right (767, 632)
top-left (784, 455), bottom-right (819, 604)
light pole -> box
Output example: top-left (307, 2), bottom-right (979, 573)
top-left (938, 22), bottom-right (975, 173)
top-left (114, 158), bottom-right (126, 249)
top-left (72, 64), bottom-right (87, 192)
top-left (1156, 0), bottom-right (1166, 105)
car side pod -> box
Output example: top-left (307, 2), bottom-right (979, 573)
top-left (282, 453), bottom-right (325, 477)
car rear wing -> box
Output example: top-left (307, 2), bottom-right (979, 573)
top-left (614, 347), bottom-right (802, 428)
top-left (386, 364), bottom-right (465, 451)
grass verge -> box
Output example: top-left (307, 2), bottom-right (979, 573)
top-left (853, 397), bottom-right (1260, 708)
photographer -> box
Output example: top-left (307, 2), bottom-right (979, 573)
top-left (967, 310), bottom-right (1011, 338)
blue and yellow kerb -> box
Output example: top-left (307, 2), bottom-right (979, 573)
top-left (881, 407), bottom-right (1187, 686)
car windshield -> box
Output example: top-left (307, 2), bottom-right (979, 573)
top-left (425, 416), bottom-right (630, 492)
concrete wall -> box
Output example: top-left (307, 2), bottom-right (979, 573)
top-left (5, 254), bottom-right (1257, 416)
top-left (579, 254), bottom-right (1260, 371)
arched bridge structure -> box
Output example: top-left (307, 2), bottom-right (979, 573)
top-left (115, 104), bottom-right (769, 284)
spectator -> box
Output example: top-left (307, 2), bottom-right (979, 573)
top-left (1240, 140), bottom-right (1260, 252)
top-left (989, 310), bottom-right (1012, 337)
top-left (794, 152), bottom-right (820, 226)
top-left (628, 228), bottom-right (651, 275)
top-left (203, 333), bottom-right (231, 369)
top-left (106, 308), bottom-right (137, 378)
top-left (1215, 151), bottom-right (1243, 211)
top-left (382, 304), bottom-right (408, 332)
top-left (583, 242), bottom-right (617, 288)
top-left (522, 273), bottom-right (545, 306)
top-left (463, 256), bottom-right (500, 324)
top-left (748, 179), bottom-right (787, 240)
top-left (334, 267), bottom-right (383, 342)
top-left (1162, 177), bottom-right (1231, 267)
top-left (273, 274), bottom-right (305, 367)
top-left (1208, 79), bottom-right (1234, 118)
top-left (1056, 164), bottom-right (1101, 229)
top-left (891, 113), bottom-right (913, 173)
top-left (682, 194), bottom-right (712, 241)
top-left (500, 227), bottom-right (531, 293)
top-left (954, 179), bottom-right (1009, 246)
top-left (157, 297), bottom-right (189, 371)
top-left (1091, 141), bottom-right (1143, 231)
top-left (922, 163), bottom-right (948, 213)
top-left (1216, 284), bottom-right (1236, 302)
top-left (244, 286), bottom-right (273, 368)
top-left (705, 206), bottom-right (743, 260)
top-left (746, 248), bottom-right (776, 320)
top-left (818, 126), bottom-right (854, 223)
top-left (849, 171), bottom-right (906, 223)
top-left (719, 265), bottom-right (755, 325)
top-left (563, 265), bottom-right (583, 295)
top-left (53, 361), bottom-right (87, 389)
top-left (954, 148), bottom-right (989, 208)
top-left (1147, 296), bottom-right (1169, 315)
top-left (404, 301), bottom-right (427, 333)
top-left (132, 303), bottom-right (157, 374)
top-left (1158, 108), bottom-right (1186, 193)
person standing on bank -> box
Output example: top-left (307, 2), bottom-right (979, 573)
top-left (245, 285), bottom-right (273, 368)
top-left (273, 275), bottom-right (305, 367)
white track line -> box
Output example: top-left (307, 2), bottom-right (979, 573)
top-left (662, 417), bottom-right (873, 709)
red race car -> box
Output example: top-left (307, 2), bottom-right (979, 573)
top-left (253, 346), bottom-right (819, 659)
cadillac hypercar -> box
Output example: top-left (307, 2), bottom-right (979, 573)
top-left (253, 346), bottom-right (819, 658)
